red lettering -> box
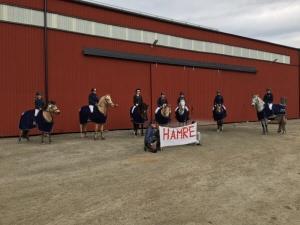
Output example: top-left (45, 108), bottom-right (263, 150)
top-left (177, 129), bottom-right (183, 139)
top-left (189, 125), bottom-right (196, 137)
top-left (163, 128), bottom-right (170, 140)
top-left (182, 127), bottom-right (189, 138)
top-left (170, 130), bottom-right (176, 140)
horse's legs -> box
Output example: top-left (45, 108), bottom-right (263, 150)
top-left (265, 119), bottom-right (268, 133)
top-left (133, 123), bottom-right (137, 135)
top-left (18, 130), bottom-right (23, 142)
top-left (48, 133), bottom-right (51, 143)
top-left (282, 116), bottom-right (287, 134)
top-left (94, 124), bottom-right (99, 140)
top-left (41, 132), bottom-right (44, 143)
top-left (80, 124), bottom-right (84, 138)
top-left (220, 120), bottom-right (223, 131)
top-left (261, 119), bottom-right (268, 134)
top-left (260, 120), bottom-right (265, 134)
top-left (141, 124), bottom-right (144, 136)
top-left (100, 124), bottom-right (105, 140)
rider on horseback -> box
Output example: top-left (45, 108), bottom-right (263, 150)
top-left (34, 92), bottom-right (45, 117)
top-left (34, 92), bottom-right (45, 125)
top-left (213, 90), bottom-right (224, 106)
top-left (212, 90), bottom-right (227, 127)
top-left (263, 88), bottom-right (275, 118)
top-left (131, 88), bottom-right (144, 114)
top-left (88, 88), bottom-right (99, 113)
top-left (157, 92), bottom-right (168, 107)
top-left (177, 91), bottom-right (186, 104)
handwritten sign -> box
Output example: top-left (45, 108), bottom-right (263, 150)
top-left (159, 123), bottom-right (198, 147)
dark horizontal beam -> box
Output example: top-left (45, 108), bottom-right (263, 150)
top-left (83, 48), bottom-right (257, 73)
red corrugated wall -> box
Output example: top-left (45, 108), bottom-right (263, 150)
top-left (0, 23), bottom-right (44, 136)
top-left (0, 0), bottom-right (43, 9)
top-left (0, 0), bottom-right (299, 136)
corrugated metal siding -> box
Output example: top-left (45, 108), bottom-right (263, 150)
top-left (47, 30), bottom-right (151, 133)
top-left (0, 0), bottom-right (299, 136)
top-left (0, 23), bottom-right (44, 136)
top-left (0, 0), bottom-right (44, 10)
top-left (48, 0), bottom-right (297, 63)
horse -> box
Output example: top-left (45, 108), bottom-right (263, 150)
top-left (251, 95), bottom-right (287, 134)
top-left (79, 94), bottom-right (117, 140)
top-left (130, 102), bottom-right (148, 136)
top-left (175, 99), bottom-right (190, 125)
top-left (155, 104), bottom-right (171, 125)
top-left (18, 101), bottom-right (61, 143)
top-left (212, 104), bottom-right (227, 132)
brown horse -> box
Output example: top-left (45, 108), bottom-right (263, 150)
top-left (18, 101), bottom-right (61, 143)
top-left (79, 94), bottom-right (117, 140)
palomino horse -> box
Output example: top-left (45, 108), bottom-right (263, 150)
top-left (212, 104), bottom-right (227, 132)
top-left (79, 94), bottom-right (117, 139)
top-left (18, 101), bottom-right (61, 143)
top-left (251, 95), bottom-right (287, 134)
top-left (175, 99), bottom-right (189, 125)
top-left (130, 102), bottom-right (148, 136)
top-left (155, 104), bottom-right (171, 125)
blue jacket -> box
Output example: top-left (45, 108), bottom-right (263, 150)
top-left (263, 93), bottom-right (273, 104)
top-left (157, 97), bottom-right (168, 107)
top-left (88, 93), bottom-right (99, 105)
top-left (214, 95), bottom-right (224, 105)
top-left (133, 95), bottom-right (143, 105)
top-left (35, 98), bottom-right (45, 110)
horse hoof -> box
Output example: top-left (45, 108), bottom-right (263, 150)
top-left (101, 137), bottom-right (105, 140)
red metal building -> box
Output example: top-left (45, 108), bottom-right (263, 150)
top-left (0, 0), bottom-right (299, 136)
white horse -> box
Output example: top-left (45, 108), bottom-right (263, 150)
top-left (251, 95), bottom-right (287, 134)
top-left (175, 99), bottom-right (189, 125)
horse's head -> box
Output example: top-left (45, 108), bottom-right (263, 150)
top-left (177, 99), bottom-right (186, 115)
top-left (215, 104), bottom-right (223, 113)
top-left (251, 94), bottom-right (264, 112)
top-left (161, 104), bottom-right (171, 118)
top-left (102, 94), bottom-right (116, 107)
top-left (45, 101), bottom-right (60, 115)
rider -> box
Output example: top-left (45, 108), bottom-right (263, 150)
top-left (175, 91), bottom-right (189, 112)
top-left (263, 88), bottom-right (274, 115)
top-left (213, 90), bottom-right (224, 106)
top-left (157, 92), bottom-right (168, 107)
top-left (156, 92), bottom-right (168, 114)
top-left (34, 92), bottom-right (45, 117)
top-left (131, 88), bottom-right (143, 114)
top-left (177, 91), bottom-right (186, 104)
top-left (213, 90), bottom-right (226, 112)
top-left (88, 88), bottom-right (99, 113)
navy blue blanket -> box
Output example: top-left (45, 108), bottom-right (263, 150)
top-left (130, 106), bottom-right (147, 124)
top-left (79, 106), bottom-right (107, 124)
top-left (213, 107), bottom-right (227, 121)
top-left (19, 109), bottom-right (36, 130)
top-left (175, 109), bottom-right (189, 123)
top-left (155, 108), bottom-right (171, 125)
top-left (36, 111), bottom-right (53, 133)
top-left (19, 110), bottom-right (53, 132)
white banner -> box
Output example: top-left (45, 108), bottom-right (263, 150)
top-left (159, 123), bottom-right (198, 147)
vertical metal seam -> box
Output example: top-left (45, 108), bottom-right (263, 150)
top-left (44, 0), bottom-right (48, 102)
top-left (149, 63), bottom-right (153, 121)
